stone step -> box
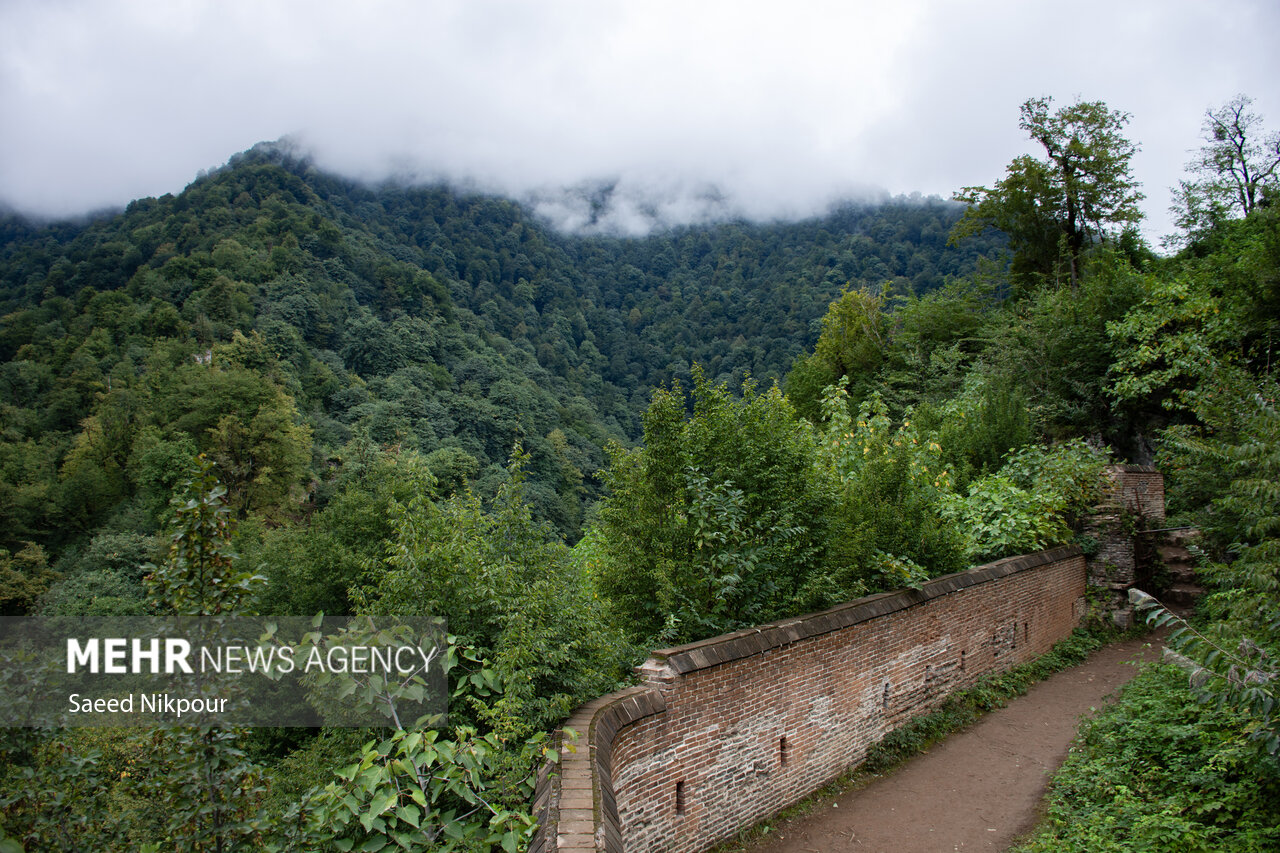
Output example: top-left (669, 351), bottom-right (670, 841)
top-left (1166, 583), bottom-right (1204, 608)
top-left (1156, 544), bottom-right (1193, 563)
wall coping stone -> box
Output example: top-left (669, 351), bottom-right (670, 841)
top-left (649, 545), bottom-right (1081, 676)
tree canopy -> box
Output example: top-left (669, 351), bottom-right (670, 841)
top-left (1172, 94), bottom-right (1280, 247)
top-left (952, 97), bottom-right (1143, 289)
top-left (3, 94), bottom-right (1280, 853)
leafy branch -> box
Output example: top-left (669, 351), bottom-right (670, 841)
top-left (1130, 588), bottom-right (1278, 758)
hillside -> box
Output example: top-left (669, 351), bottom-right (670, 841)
top-left (1, 94), bottom-right (1279, 852)
top-left (0, 143), bottom-right (997, 552)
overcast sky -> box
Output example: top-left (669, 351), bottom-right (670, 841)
top-left (2, 0), bottom-right (1277, 239)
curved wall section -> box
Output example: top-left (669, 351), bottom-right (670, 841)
top-left (531, 546), bottom-right (1087, 853)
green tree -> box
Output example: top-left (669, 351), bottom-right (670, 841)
top-left (804, 388), bottom-right (965, 605)
top-left (595, 368), bottom-right (830, 643)
top-left (142, 456), bottom-right (267, 852)
top-left (953, 97), bottom-right (1144, 290)
top-left (36, 532), bottom-right (154, 635)
top-left (1131, 369), bottom-right (1280, 760)
top-left (786, 285), bottom-right (889, 421)
top-left (1172, 94), bottom-right (1280, 245)
top-left (154, 359), bottom-right (313, 520)
top-left (940, 440), bottom-right (1109, 563)
top-left (364, 448), bottom-right (626, 741)
top-left (0, 543), bottom-right (55, 615)
top-left (205, 393), bottom-right (312, 519)
top-left (264, 449), bottom-right (624, 853)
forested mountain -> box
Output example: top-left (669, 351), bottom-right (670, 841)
top-left (5, 93), bottom-right (1276, 852)
top-left (0, 142), bottom-right (997, 554)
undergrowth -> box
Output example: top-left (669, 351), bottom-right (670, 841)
top-left (1010, 664), bottom-right (1280, 853)
top-left (710, 625), bottom-right (1119, 852)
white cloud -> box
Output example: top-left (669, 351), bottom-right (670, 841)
top-left (2, 0), bottom-right (1277, 239)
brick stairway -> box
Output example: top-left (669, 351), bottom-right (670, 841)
top-left (1156, 528), bottom-right (1203, 615)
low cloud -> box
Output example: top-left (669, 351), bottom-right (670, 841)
top-left (1, 0), bottom-right (1277, 239)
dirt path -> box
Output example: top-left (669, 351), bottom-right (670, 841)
top-left (740, 636), bottom-right (1160, 853)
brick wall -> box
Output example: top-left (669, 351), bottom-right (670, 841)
top-left (1086, 466), bottom-right (1166, 625)
top-left (532, 546), bottom-right (1087, 853)
top-left (1104, 465), bottom-right (1165, 523)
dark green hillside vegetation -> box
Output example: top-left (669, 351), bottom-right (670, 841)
top-left (0, 142), bottom-right (997, 565)
top-left (1013, 98), bottom-right (1280, 852)
top-left (2, 94), bottom-right (1277, 851)
top-left (0, 145), bottom-right (1005, 849)
top-left (0, 150), bottom-right (615, 551)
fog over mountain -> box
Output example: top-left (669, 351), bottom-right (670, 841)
top-left (2, 0), bottom-right (1278, 239)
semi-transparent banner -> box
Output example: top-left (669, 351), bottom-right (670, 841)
top-left (0, 614), bottom-right (447, 727)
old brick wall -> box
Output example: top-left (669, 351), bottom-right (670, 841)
top-left (1106, 465), bottom-right (1165, 523)
top-left (1086, 466), bottom-right (1167, 624)
top-left (531, 546), bottom-right (1087, 853)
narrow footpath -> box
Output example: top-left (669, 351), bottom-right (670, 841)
top-left (739, 635), bottom-right (1161, 853)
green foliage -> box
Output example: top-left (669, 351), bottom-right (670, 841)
top-left (269, 641), bottom-right (545, 852)
top-left (984, 251), bottom-right (1147, 443)
top-left (876, 278), bottom-right (995, 411)
top-left (8, 105), bottom-right (1275, 849)
top-left (942, 474), bottom-right (1064, 563)
top-left (0, 543), bottom-right (54, 614)
top-left (0, 454), bottom-right (588, 853)
top-left (245, 448), bottom-right (434, 616)
top-left (1000, 440), bottom-right (1110, 529)
top-left (36, 531), bottom-right (155, 634)
top-left (142, 726), bottom-right (267, 853)
top-left (941, 440), bottom-right (1109, 562)
top-left (144, 455), bottom-right (265, 620)
top-left (805, 387), bottom-right (964, 605)
top-left (1136, 372), bottom-right (1280, 759)
top-left (1134, 591), bottom-right (1278, 760)
top-left (1171, 95), bottom-right (1280, 247)
top-left (365, 448), bottom-right (629, 740)
top-left (272, 724), bottom-right (541, 853)
top-left (141, 457), bottom-right (268, 852)
top-left (1013, 665), bottom-right (1280, 853)
top-left (953, 97), bottom-right (1143, 290)
top-left (1107, 271), bottom-right (1242, 412)
top-left (262, 632), bottom-right (546, 853)
top-left (786, 285), bottom-right (889, 420)
top-left (1110, 204), bottom-right (1280, 422)
top-left (0, 147), bottom-right (996, 553)
top-left (915, 373), bottom-right (1030, 488)
top-left (594, 368), bottom-right (830, 643)
top-left (0, 733), bottom-right (138, 850)
top-left (1022, 119), bottom-right (1280, 847)
top-left (0, 461), bottom-right (269, 852)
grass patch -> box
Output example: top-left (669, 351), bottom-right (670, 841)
top-left (710, 625), bottom-right (1123, 852)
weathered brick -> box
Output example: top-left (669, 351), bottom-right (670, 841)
top-left (531, 529), bottom-right (1173, 851)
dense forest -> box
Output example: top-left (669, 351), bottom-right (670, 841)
top-left (1, 94), bottom-right (1277, 851)
top-left (0, 142), bottom-right (999, 553)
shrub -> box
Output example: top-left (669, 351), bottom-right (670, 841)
top-left (942, 439), bottom-right (1109, 562)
